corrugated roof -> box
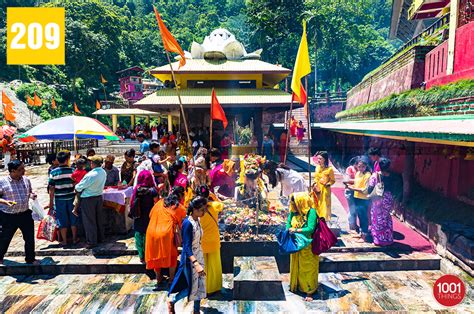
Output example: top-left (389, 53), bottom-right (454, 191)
top-left (150, 59), bottom-right (291, 74)
top-left (134, 88), bottom-right (294, 109)
top-left (314, 115), bottom-right (474, 146)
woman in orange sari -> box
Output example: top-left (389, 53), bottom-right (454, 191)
top-left (145, 192), bottom-right (186, 287)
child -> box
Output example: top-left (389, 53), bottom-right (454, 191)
top-left (71, 158), bottom-right (87, 217)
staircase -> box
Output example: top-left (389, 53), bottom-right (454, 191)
top-left (288, 107), bottom-right (310, 157)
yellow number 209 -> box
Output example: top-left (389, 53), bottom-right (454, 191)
top-left (7, 7), bottom-right (65, 65)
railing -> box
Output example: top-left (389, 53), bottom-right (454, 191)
top-left (311, 91), bottom-right (347, 104)
top-left (16, 139), bottom-right (98, 160)
top-left (98, 100), bottom-right (131, 110)
top-left (385, 14), bottom-right (450, 64)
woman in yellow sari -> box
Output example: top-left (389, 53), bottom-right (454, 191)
top-left (287, 192), bottom-right (319, 301)
top-left (312, 151), bottom-right (335, 220)
top-left (195, 185), bottom-right (224, 295)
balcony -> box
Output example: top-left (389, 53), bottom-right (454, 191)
top-left (408, 0), bottom-right (450, 20)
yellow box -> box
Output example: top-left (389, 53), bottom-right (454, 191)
top-left (7, 7), bottom-right (65, 65)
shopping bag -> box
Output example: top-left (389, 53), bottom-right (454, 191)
top-left (311, 217), bottom-right (337, 255)
top-left (36, 215), bottom-right (58, 242)
top-left (277, 230), bottom-right (312, 254)
top-left (30, 198), bottom-right (46, 221)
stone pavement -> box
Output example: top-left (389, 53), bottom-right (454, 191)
top-left (0, 270), bottom-right (472, 313)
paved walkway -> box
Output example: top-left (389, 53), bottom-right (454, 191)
top-left (0, 270), bottom-right (472, 313)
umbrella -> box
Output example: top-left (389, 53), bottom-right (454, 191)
top-left (18, 116), bottom-right (120, 142)
top-left (0, 125), bottom-right (16, 139)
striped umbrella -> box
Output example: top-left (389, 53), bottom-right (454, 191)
top-left (18, 116), bottom-right (119, 142)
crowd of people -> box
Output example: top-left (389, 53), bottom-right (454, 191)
top-left (0, 125), bottom-right (402, 310)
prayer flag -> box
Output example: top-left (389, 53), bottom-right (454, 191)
top-left (74, 102), bottom-right (82, 114)
top-left (153, 6), bottom-right (186, 68)
top-left (2, 91), bottom-right (16, 122)
top-left (34, 92), bottom-right (42, 107)
top-left (100, 74), bottom-right (107, 84)
top-left (26, 95), bottom-right (35, 106)
top-left (291, 20), bottom-right (311, 116)
top-left (96, 100), bottom-right (101, 110)
top-left (51, 96), bottom-right (57, 109)
top-left (210, 88), bottom-right (228, 129)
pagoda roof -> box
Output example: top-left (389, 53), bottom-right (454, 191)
top-left (134, 88), bottom-right (296, 111)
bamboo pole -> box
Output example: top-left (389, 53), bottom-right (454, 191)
top-left (283, 99), bottom-right (294, 164)
top-left (305, 77), bottom-right (312, 189)
top-left (210, 107), bottom-right (213, 148)
top-left (164, 51), bottom-right (194, 165)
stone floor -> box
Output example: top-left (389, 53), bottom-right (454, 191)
top-left (0, 270), bottom-right (472, 313)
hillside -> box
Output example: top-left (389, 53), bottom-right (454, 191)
top-left (1, 83), bottom-right (41, 131)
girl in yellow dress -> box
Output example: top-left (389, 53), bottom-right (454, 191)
top-left (311, 151), bottom-right (335, 220)
top-left (287, 192), bottom-right (319, 301)
top-left (195, 185), bottom-right (224, 295)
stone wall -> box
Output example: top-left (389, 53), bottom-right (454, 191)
top-left (312, 101), bottom-right (345, 123)
top-left (346, 46), bottom-right (433, 109)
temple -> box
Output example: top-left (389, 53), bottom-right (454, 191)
top-left (133, 28), bottom-right (293, 140)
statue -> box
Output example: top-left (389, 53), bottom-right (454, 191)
top-left (186, 28), bottom-right (262, 61)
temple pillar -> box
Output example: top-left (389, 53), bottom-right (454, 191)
top-left (131, 115), bottom-right (135, 128)
top-left (168, 114), bottom-right (173, 132)
top-left (447, 0), bottom-right (459, 75)
top-left (111, 114), bottom-right (118, 133)
top-left (145, 116), bottom-right (150, 125)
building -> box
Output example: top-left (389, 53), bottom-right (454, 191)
top-left (133, 28), bottom-right (293, 140)
top-left (314, 0), bottom-right (474, 273)
top-left (117, 66), bottom-right (144, 104)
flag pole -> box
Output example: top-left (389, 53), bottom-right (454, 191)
top-left (164, 51), bottom-right (194, 164)
top-left (305, 76), bottom-right (312, 189)
top-left (210, 91), bottom-right (213, 148)
top-left (284, 98), bottom-right (293, 164)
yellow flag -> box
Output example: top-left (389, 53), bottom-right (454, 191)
top-left (100, 74), bottom-right (107, 84)
top-left (291, 20), bottom-right (311, 114)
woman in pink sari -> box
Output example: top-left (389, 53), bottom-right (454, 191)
top-left (169, 160), bottom-right (188, 189)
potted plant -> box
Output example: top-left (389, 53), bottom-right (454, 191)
top-left (231, 123), bottom-right (257, 156)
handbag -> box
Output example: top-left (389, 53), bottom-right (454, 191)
top-left (277, 230), bottom-right (312, 254)
top-left (368, 172), bottom-right (384, 199)
top-left (36, 215), bottom-right (58, 242)
top-left (311, 217), bottom-right (337, 255)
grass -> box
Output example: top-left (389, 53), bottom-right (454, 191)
top-left (336, 80), bottom-right (474, 120)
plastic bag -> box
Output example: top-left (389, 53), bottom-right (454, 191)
top-left (36, 215), bottom-right (58, 242)
top-left (30, 198), bottom-right (46, 221)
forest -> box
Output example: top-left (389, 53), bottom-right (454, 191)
top-left (0, 0), bottom-right (399, 119)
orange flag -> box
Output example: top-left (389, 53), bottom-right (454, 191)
top-left (26, 95), bottom-right (35, 106)
top-left (210, 88), bottom-right (227, 129)
top-left (2, 91), bottom-right (16, 122)
top-left (96, 100), bottom-right (101, 110)
top-left (51, 96), bottom-right (57, 109)
top-left (74, 102), bottom-right (82, 114)
top-left (153, 6), bottom-right (186, 68)
top-left (100, 74), bottom-right (107, 84)
top-left (34, 92), bottom-right (42, 107)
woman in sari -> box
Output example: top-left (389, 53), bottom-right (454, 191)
top-left (287, 192), bottom-right (319, 301)
top-left (195, 185), bottom-right (224, 295)
top-left (145, 192), bottom-right (186, 287)
top-left (169, 160), bottom-right (188, 189)
top-left (120, 149), bottom-right (137, 186)
top-left (368, 157), bottom-right (402, 246)
top-left (290, 115), bottom-right (298, 137)
top-left (209, 159), bottom-right (236, 198)
top-left (312, 151), bottom-right (335, 220)
top-left (168, 196), bottom-right (208, 314)
top-left (129, 171), bottom-right (157, 263)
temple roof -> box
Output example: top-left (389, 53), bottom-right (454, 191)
top-left (133, 88), bottom-right (295, 110)
top-left (150, 59), bottom-right (291, 87)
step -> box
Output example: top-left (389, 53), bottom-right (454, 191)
top-left (0, 250), bottom-right (440, 276)
top-left (233, 256), bottom-right (285, 301)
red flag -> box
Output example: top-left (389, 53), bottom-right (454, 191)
top-left (210, 88), bottom-right (227, 129)
top-left (74, 102), bottom-right (82, 114)
top-left (292, 86), bottom-right (308, 115)
top-left (34, 92), bottom-right (42, 107)
top-left (51, 96), bottom-right (57, 109)
top-left (153, 6), bottom-right (186, 68)
top-left (2, 91), bottom-right (16, 122)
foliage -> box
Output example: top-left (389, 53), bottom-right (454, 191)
top-left (336, 80), bottom-right (474, 120)
top-left (15, 83), bottom-right (68, 121)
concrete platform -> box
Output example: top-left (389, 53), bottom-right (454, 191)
top-left (233, 256), bottom-right (285, 301)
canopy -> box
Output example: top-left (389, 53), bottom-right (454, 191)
top-left (18, 116), bottom-right (120, 142)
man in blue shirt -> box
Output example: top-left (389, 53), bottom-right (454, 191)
top-left (75, 155), bottom-right (106, 248)
top-left (137, 133), bottom-right (150, 155)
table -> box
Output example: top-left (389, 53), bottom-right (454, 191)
top-left (102, 186), bottom-right (133, 235)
